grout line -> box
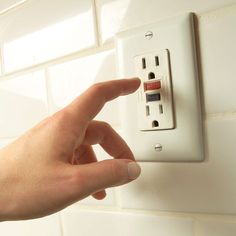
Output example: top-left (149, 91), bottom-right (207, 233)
top-left (0, 0), bottom-right (30, 17)
top-left (198, 3), bottom-right (236, 21)
top-left (92, 0), bottom-right (102, 47)
top-left (66, 204), bottom-right (121, 213)
top-left (58, 212), bottom-right (65, 236)
top-left (205, 112), bottom-right (236, 121)
top-left (0, 42), bottom-right (115, 81)
top-left (64, 204), bottom-right (236, 222)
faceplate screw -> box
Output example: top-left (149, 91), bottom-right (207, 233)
top-left (145, 31), bottom-right (153, 40)
top-left (155, 144), bottom-right (162, 152)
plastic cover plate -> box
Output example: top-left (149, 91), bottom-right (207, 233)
top-left (116, 13), bottom-right (204, 162)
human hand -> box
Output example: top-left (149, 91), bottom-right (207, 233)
top-left (0, 78), bottom-right (141, 221)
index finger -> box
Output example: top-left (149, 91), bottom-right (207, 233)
top-left (67, 78), bottom-right (140, 123)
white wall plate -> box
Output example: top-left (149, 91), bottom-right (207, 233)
top-left (116, 13), bottom-right (204, 162)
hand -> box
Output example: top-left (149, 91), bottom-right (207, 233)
top-left (0, 78), bottom-right (141, 221)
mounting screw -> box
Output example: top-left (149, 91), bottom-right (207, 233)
top-left (145, 31), bottom-right (153, 40)
top-left (154, 144), bottom-right (162, 152)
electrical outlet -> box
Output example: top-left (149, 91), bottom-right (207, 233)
top-left (135, 49), bottom-right (174, 131)
top-left (116, 13), bottom-right (204, 162)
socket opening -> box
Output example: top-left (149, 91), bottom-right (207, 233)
top-left (152, 120), bottom-right (159, 127)
top-left (146, 105), bottom-right (150, 116)
top-left (148, 72), bottom-right (155, 80)
top-left (155, 56), bottom-right (159, 66)
top-left (159, 104), bottom-right (163, 114)
top-left (142, 58), bottom-right (146, 69)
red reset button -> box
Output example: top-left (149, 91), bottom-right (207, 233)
top-left (144, 80), bottom-right (161, 91)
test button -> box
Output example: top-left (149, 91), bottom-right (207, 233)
top-left (144, 80), bottom-right (161, 91)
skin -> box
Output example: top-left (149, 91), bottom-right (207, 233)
top-left (0, 78), bottom-right (141, 221)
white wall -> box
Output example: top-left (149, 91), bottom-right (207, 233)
top-left (0, 0), bottom-right (236, 235)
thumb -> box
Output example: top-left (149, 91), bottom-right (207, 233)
top-left (72, 159), bottom-right (141, 199)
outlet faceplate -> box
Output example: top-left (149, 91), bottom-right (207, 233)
top-left (135, 49), bottom-right (174, 131)
top-left (116, 13), bottom-right (204, 162)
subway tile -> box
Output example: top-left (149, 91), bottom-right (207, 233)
top-left (48, 49), bottom-right (121, 127)
top-left (96, 0), bottom-right (235, 43)
top-left (118, 118), bottom-right (236, 214)
top-left (199, 5), bottom-right (236, 113)
top-left (195, 219), bottom-right (236, 236)
top-left (0, 71), bottom-right (48, 137)
top-left (0, 214), bottom-right (61, 236)
top-left (62, 209), bottom-right (194, 236)
top-left (1, 0), bottom-right (95, 72)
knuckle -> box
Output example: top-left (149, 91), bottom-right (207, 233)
top-left (99, 121), bottom-right (112, 130)
top-left (90, 82), bottom-right (104, 94)
top-left (50, 109), bottom-right (77, 138)
top-left (53, 109), bottom-right (71, 126)
top-left (53, 109), bottom-right (69, 121)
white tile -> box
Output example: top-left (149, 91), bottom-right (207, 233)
top-left (48, 49), bottom-right (120, 127)
top-left (96, 0), bottom-right (236, 42)
top-left (118, 118), bottom-right (236, 214)
top-left (1, 0), bottom-right (95, 72)
top-left (0, 71), bottom-right (48, 137)
top-left (199, 5), bottom-right (236, 113)
top-left (195, 219), bottom-right (236, 236)
top-left (0, 214), bottom-right (61, 236)
top-left (62, 209), bottom-right (193, 236)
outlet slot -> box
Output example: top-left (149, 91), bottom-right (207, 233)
top-left (159, 104), bottom-right (163, 114)
top-left (142, 58), bottom-right (146, 69)
top-left (148, 72), bottom-right (155, 80)
top-left (152, 120), bottom-right (159, 127)
top-left (146, 93), bottom-right (161, 102)
top-left (155, 56), bottom-right (159, 66)
top-left (146, 105), bottom-right (150, 116)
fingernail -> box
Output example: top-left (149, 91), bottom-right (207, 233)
top-left (128, 162), bottom-right (141, 180)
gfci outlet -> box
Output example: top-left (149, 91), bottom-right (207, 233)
top-left (116, 13), bottom-right (204, 162)
top-left (135, 50), bottom-right (174, 131)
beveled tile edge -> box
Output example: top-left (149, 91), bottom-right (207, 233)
top-left (0, 0), bottom-right (28, 16)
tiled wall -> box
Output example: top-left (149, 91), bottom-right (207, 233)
top-left (0, 0), bottom-right (236, 235)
